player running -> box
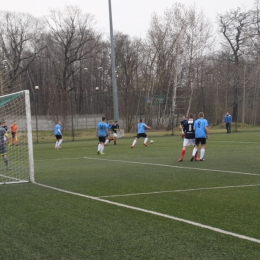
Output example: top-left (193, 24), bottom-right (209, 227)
top-left (54, 121), bottom-right (63, 149)
top-left (191, 112), bottom-right (209, 161)
top-left (130, 119), bottom-right (151, 148)
top-left (110, 121), bottom-right (122, 145)
top-left (104, 121), bottom-right (113, 146)
top-left (178, 113), bottom-right (199, 162)
top-left (96, 117), bottom-right (108, 155)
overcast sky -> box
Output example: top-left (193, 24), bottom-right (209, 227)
top-left (1, 0), bottom-right (256, 38)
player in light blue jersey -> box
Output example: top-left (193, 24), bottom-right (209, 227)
top-left (130, 119), bottom-right (151, 148)
top-left (96, 117), bottom-right (108, 155)
top-left (191, 112), bottom-right (208, 161)
top-left (54, 121), bottom-right (62, 149)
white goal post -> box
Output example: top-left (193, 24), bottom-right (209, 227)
top-left (0, 90), bottom-right (34, 184)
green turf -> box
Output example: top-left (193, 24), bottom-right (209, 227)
top-left (1, 132), bottom-right (260, 259)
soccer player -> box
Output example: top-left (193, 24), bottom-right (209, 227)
top-left (96, 117), bottom-right (108, 155)
top-left (54, 121), bottom-right (63, 149)
top-left (109, 121), bottom-right (122, 145)
top-left (180, 115), bottom-right (187, 139)
top-left (178, 113), bottom-right (199, 162)
top-left (130, 119), bottom-right (151, 148)
top-left (104, 121), bottom-right (113, 146)
top-left (191, 112), bottom-right (208, 161)
top-left (224, 112), bottom-right (232, 133)
top-left (10, 121), bottom-right (18, 146)
top-left (0, 122), bottom-right (10, 169)
top-left (2, 121), bottom-right (9, 146)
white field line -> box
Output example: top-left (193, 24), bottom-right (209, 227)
top-left (100, 183), bottom-right (260, 198)
top-left (34, 181), bottom-right (260, 244)
top-left (83, 157), bottom-right (260, 177)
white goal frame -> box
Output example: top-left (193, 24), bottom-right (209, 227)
top-left (0, 90), bottom-right (34, 184)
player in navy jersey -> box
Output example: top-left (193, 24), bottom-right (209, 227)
top-left (96, 117), bottom-right (108, 155)
top-left (191, 112), bottom-right (208, 161)
top-left (178, 114), bottom-right (199, 162)
top-left (180, 115), bottom-right (187, 139)
top-left (130, 119), bottom-right (151, 148)
top-left (104, 121), bottom-right (113, 146)
top-left (109, 121), bottom-right (122, 145)
top-left (0, 122), bottom-right (10, 169)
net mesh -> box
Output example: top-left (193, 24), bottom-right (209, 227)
top-left (0, 91), bottom-right (30, 184)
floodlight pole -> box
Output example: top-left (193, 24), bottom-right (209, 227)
top-left (108, 0), bottom-right (119, 121)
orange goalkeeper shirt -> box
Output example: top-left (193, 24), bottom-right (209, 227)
top-left (10, 124), bottom-right (17, 133)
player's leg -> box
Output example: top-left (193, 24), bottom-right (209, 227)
top-left (191, 139), bottom-right (199, 161)
top-left (199, 142), bottom-right (206, 161)
top-left (57, 137), bottom-right (63, 148)
top-left (143, 134), bottom-right (148, 146)
top-left (178, 146), bottom-right (186, 162)
top-left (113, 133), bottom-right (117, 145)
top-left (131, 137), bottom-right (138, 148)
top-left (99, 137), bottom-right (106, 154)
top-left (55, 135), bottom-right (59, 149)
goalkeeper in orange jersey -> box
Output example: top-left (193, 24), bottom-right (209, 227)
top-left (10, 121), bottom-right (18, 146)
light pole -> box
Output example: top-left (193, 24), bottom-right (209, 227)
top-left (35, 86), bottom-right (39, 143)
top-left (108, 0), bottom-right (119, 121)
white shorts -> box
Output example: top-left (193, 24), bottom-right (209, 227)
top-left (113, 133), bottom-right (117, 137)
top-left (183, 138), bottom-right (195, 147)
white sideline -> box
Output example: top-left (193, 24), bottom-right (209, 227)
top-left (83, 157), bottom-right (260, 177)
top-left (34, 182), bottom-right (260, 244)
top-left (100, 183), bottom-right (260, 198)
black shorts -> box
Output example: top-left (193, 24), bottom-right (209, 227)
top-left (55, 134), bottom-right (62, 140)
top-left (195, 138), bottom-right (206, 145)
top-left (137, 133), bottom-right (147, 139)
top-left (11, 132), bottom-right (16, 138)
top-left (0, 145), bottom-right (6, 155)
top-left (98, 136), bottom-right (106, 143)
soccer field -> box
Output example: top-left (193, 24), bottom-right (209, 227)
top-left (1, 132), bottom-right (260, 259)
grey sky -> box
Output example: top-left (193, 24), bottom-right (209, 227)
top-left (1, 0), bottom-right (256, 38)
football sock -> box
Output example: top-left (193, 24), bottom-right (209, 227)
top-left (55, 141), bottom-right (59, 147)
top-left (3, 156), bottom-right (8, 167)
top-left (100, 145), bottom-right (104, 153)
top-left (105, 139), bottom-right (109, 145)
top-left (200, 149), bottom-right (205, 159)
top-left (144, 138), bottom-right (148, 144)
top-left (180, 149), bottom-right (185, 158)
top-left (98, 144), bottom-right (101, 151)
top-left (192, 148), bottom-right (197, 157)
top-left (195, 151), bottom-right (198, 158)
top-left (58, 140), bottom-right (62, 146)
top-left (132, 140), bottom-right (136, 146)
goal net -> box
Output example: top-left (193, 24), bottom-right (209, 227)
top-left (0, 90), bottom-right (34, 184)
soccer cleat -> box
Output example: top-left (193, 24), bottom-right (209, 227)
top-left (114, 143), bottom-right (117, 145)
top-left (97, 151), bottom-right (100, 155)
top-left (195, 158), bottom-right (200, 161)
top-left (190, 156), bottom-right (194, 162)
top-left (178, 158), bottom-right (183, 162)
top-left (143, 143), bottom-right (147, 146)
top-left (130, 146), bottom-right (134, 148)
top-left (6, 167), bottom-right (11, 170)
top-left (200, 158), bottom-right (205, 161)
top-left (58, 146), bottom-right (61, 149)
top-left (100, 153), bottom-right (105, 155)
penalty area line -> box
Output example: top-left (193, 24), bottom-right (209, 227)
top-left (100, 183), bottom-right (260, 198)
top-left (34, 181), bottom-right (260, 244)
top-left (83, 157), bottom-right (260, 177)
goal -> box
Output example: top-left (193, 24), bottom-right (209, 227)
top-left (0, 90), bottom-right (34, 184)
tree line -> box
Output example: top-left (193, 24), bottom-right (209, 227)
top-left (1, 2), bottom-right (260, 132)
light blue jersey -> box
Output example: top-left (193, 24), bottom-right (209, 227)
top-left (194, 118), bottom-right (208, 138)
top-left (54, 124), bottom-right (61, 135)
top-left (97, 122), bottom-right (108, 137)
top-left (138, 122), bottom-right (146, 134)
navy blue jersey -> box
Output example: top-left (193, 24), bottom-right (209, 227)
top-left (183, 119), bottom-right (195, 139)
top-left (111, 124), bottom-right (120, 133)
